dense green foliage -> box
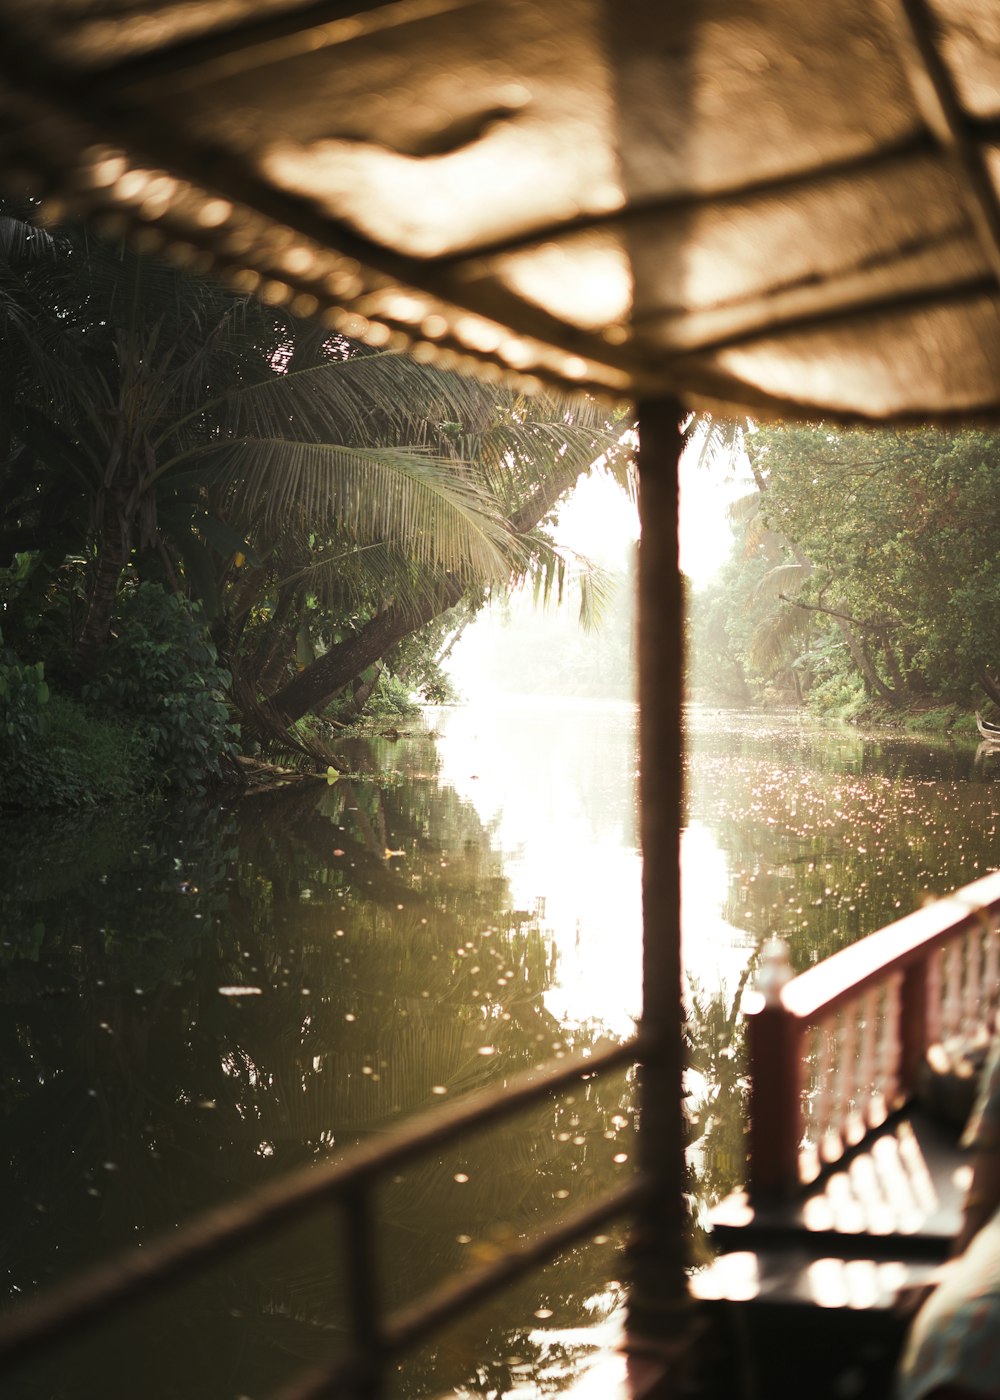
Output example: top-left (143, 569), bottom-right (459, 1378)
top-left (82, 584), bottom-right (239, 791)
top-left (689, 423), bottom-right (1000, 718)
top-left (0, 635), bottom-right (48, 747)
top-left (0, 631), bottom-right (151, 805)
top-left (685, 559), bottom-right (762, 707)
top-left (0, 682), bottom-right (149, 808)
top-left (0, 203), bottom-right (632, 800)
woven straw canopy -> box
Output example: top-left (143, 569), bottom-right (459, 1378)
top-left (2, 0), bottom-right (999, 420)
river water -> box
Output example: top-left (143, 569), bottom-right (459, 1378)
top-left (2, 703), bottom-right (1000, 1398)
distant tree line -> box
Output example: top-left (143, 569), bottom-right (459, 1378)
top-left (687, 423), bottom-right (1000, 718)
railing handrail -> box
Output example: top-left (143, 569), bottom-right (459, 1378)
top-left (276, 1177), bottom-right (654, 1400)
top-left (745, 870), bottom-right (1000, 1197)
top-left (775, 870), bottom-right (1000, 1022)
top-left (0, 1035), bottom-right (646, 1386)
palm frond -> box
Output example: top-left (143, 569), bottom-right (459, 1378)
top-left (746, 604), bottom-right (813, 673)
top-left (686, 415), bottom-right (749, 477)
top-left (574, 560), bottom-right (616, 632)
top-left (209, 438), bottom-right (524, 582)
top-left (744, 514), bottom-right (784, 560)
top-left (727, 490), bottom-right (761, 528)
top-left (263, 541), bottom-right (460, 622)
top-left (172, 349), bottom-right (502, 452)
top-left (748, 561), bottom-right (811, 608)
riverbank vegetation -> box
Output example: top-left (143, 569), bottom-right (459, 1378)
top-left (0, 202), bottom-right (633, 804)
top-left (687, 421), bottom-right (1000, 733)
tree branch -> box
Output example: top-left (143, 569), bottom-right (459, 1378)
top-left (776, 593), bottom-right (899, 633)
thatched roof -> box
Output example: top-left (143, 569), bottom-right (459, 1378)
top-left (1, 0), bottom-right (998, 419)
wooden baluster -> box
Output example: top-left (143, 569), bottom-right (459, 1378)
top-left (859, 986), bottom-right (879, 1127)
top-left (838, 1000), bottom-right (864, 1148)
top-left (880, 972), bottom-right (902, 1113)
top-left (799, 1021), bottom-right (830, 1182)
top-left (985, 922), bottom-right (1000, 1029)
top-left (900, 954), bottom-right (930, 1101)
top-left (926, 947), bottom-right (943, 1048)
top-left (801, 1026), bottom-right (815, 1136)
top-left (943, 941), bottom-right (963, 1041)
top-left (814, 1015), bottom-right (836, 1165)
top-left (964, 925), bottom-right (982, 1038)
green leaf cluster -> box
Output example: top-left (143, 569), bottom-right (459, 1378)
top-left (695, 422), bottom-right (1000, 712)
top-left (0, 638), bottom-right (48, 747)
top-left (82, 583), bottom-right (239, 791)
top-left (0, 689), bottom-right (149, 807)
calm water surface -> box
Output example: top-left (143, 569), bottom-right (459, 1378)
top-left (3, 703), bottom-right (1000, 1396)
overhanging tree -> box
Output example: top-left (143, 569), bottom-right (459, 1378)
top-left (0, 206), bottom-right (634, 736)
top-left (257, 386), bottom-right (630, 723)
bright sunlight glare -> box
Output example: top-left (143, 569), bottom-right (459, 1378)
top-left (553, 434), bottom-right (741, 587)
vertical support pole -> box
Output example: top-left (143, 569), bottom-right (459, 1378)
top-left (746, 999), bottom-right (803, 1197)
top-left (344, 1184), bottom-right (383, 1400)
top-left (628, 398), bottom-right (689, 1347)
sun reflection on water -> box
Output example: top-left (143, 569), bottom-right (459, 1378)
top-left (429, 697), bottom-right (753, 1043)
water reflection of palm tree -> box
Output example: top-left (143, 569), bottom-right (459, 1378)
top-left (685, 963), bottom-right (754, 1254)
top-left (0, 756), bottom-right (636, 1399)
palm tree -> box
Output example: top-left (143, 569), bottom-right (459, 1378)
top-left (0, 210), bottom-right (265, 663)
top-left (0, 206), bottom-right (634, 729)
top-left (240, 376), bottom-right (632, 723)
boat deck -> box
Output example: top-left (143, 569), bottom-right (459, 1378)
top-left (691, 1106), bottom-right (965, 1399)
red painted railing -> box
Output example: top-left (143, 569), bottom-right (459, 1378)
top-left (744, 870), bottom-right (1000, 1197)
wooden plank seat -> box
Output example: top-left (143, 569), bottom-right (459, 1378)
top-left (689, 1240), bottom-right (937, 1400)
top-left (693, 1104), bottom-right (964, 1327)
top-left (691, 1243), bottom-right (941, 1310)
top-left (690, 1105), bottom-right (961, 1345)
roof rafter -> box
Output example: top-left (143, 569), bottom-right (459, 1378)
top-left (886, 0), bottom-right (1000, 289)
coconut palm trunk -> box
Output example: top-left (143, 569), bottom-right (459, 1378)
top-left (266, 448), bottom-right (603, 724)
top-left (270, 577), bottom-right (465, 723)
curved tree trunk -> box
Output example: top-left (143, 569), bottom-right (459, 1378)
top-left (832, 614), bottom-right (898, 702)
top-left (979, 669), bottom-right (1000, 709)
top-left (269, 578), bottom-right (464, 723)
top-left (255, 588), bottom-right (298, 695)
top-left (265, 448), bottom-right (591, 725)
top-left (345, 662), bottom-right (384, 716)
top-left (881, 637), bottom-right (910, 697)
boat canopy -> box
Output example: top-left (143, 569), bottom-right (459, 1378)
top-left (3, 0), bottom-right (998, 1370)
top-left (0, 0), bottom-right (997, 422)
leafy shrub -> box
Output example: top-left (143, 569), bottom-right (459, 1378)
top-left (0, 636), bottom-right (49, 753)
top-left (0, 551), bottom-right (86, 675)
top-left (0, 631), bottom-right (154, 807)
top-left (0, 690), bottom-right (149, 808)
top-left (84, 583), bottom-right (239, 791)
top-left (806, 671), bottom-right (865, 717)
top-left (415, 671), bottom-right (458, 706)
top-left (362, 671), bottom-right (422, 716)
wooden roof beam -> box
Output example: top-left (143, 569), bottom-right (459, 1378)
top-left (887, 0), bottom-right (1000, 290)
